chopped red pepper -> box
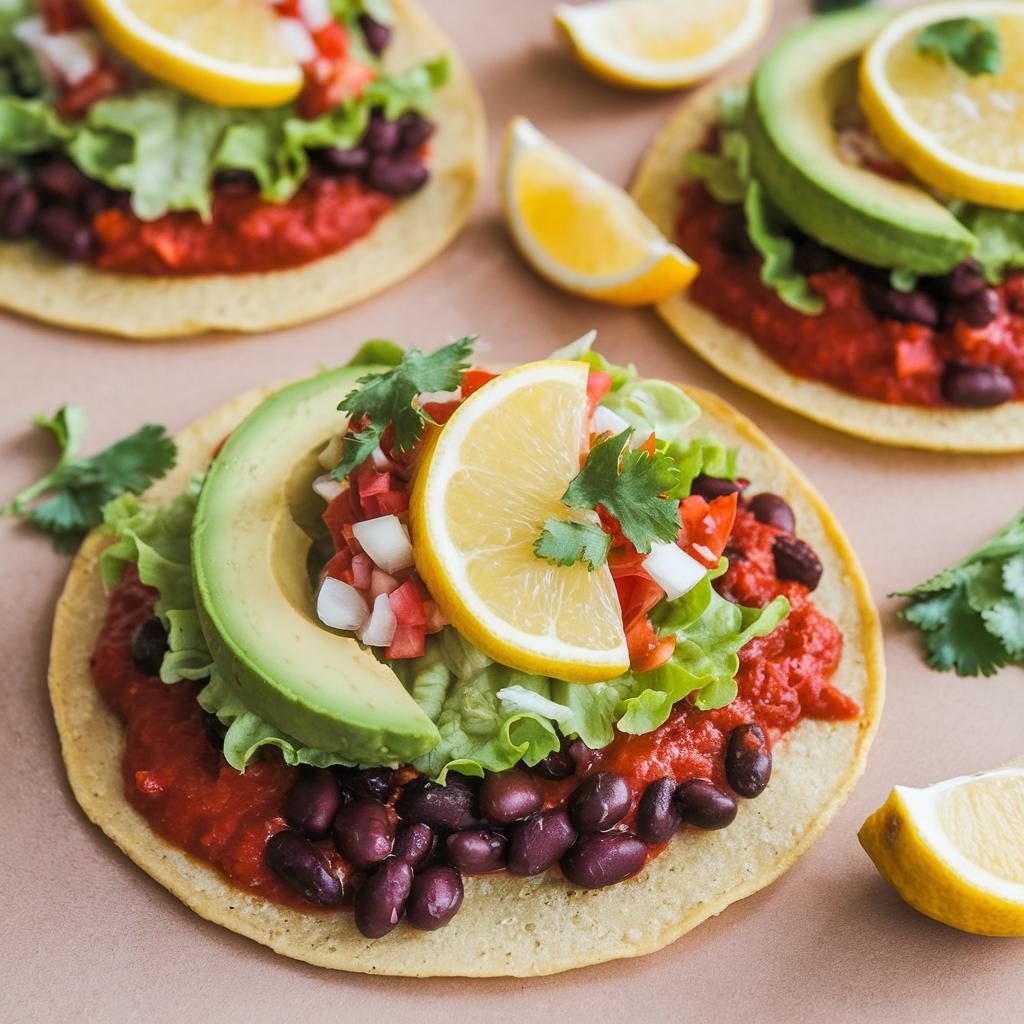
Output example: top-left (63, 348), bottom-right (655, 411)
top-left (586, 371), bottom-right (613, 420)
top-left (678, 493), bottom-right (738, 569)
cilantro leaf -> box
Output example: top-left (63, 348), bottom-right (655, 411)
top-left (561, 429), bottom-right (680, 555)
top-left (535, 518), bottom-right (612, 572)
top-left (333, 337), bottom-right (475, 480)
top-left (1003, 552), bottom-right (1024, 599)
top-left (982, 600), bottom-right (1024, 658)
top-left (915, 18), bottom-right (1003, 77)
top-left (2, 408), bottom-right (176, 553)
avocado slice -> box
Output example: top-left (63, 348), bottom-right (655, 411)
top-left (744, 7), bottom-right (975, 274)
top-left (192, 367), bottom-right (441, 765)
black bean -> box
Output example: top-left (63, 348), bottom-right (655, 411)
top-left (35, 206), bottom-right (94, 261)
top-left (393, 822), bottom-right (435, 869)
top-left (748, 493), bottom-right (795, 533)
top-left (479, 768), bottom-right (542, 824)
top-left (690, 474), bottom-right (744, 501)
top-left (794, 238), bottom-right (841, 276)
top-left (569, 772), bottom-right (632, 832)
top-left (725, 724), bottom-right (772, 798)
top-left (397, 776), bottom-right (476, 831)
top-left (0, 183), bottom-right (39, 240)
top-left (79, 184), bottom-right (115, 219)
top-left (507, 809), bottom-right (577, 876)
top-left (406, 864), bottom-right (464, 930)
top-left (938, 259), bottom-right (987, 301)
top-left (265, 830), bottom-right (343, 906)
top-left (941, 363), bottom-right (1014, 408)
top-left (446, 829), bottom-right (507, 874)
top-left (355, 858), bottom-right (413, 938)
top-left (130, 618), bottom-right (167, 676)
top-left (364, 111), bottom-right (402, 155)
top-left (285, 767), bottom-right (341, 840)
top-left (213, 169), bottom-right (258, 195)
top-left (336, 766), bottom-right (393, 802)
top-left (567, 739), bottom-right (599, 774)
top-left (772, 534), bottom-right (823, 591)
top-left (674, 779), bottom-right (737, 830)
top-left (862, 279), bottom-right (940, 327)
top-left (715, 204), bottom-right (755, 259)
top-left (397, 111), bottom-right (435, 153)
top-left (201, 711), bottom-right (226, 750)
top-left (561, 833), bottom-right (647, 889)
top-left (366, 156), bottom-right (429, 197)
top-left (635, 778), bottom-right (682, 845)
top-left (317, 146), bottom-right (370, 174)
top-left (946, 288), bottom-right (1000, 329)
top-left (358, 13), bottom-right (391, 56)
top-left (36, 160), bottom-right (89, 203)
top-left (527, 746), bottom-right (575, 781)
top-left (332, 797), bottom-right (395, 869)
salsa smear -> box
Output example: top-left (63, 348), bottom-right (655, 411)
top-left (92, 495), bottom-right (858, 913)
top-left (678, 183), bottom-right (1024, 409)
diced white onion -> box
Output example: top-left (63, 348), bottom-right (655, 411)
top-left (352, 515), bottom-right (414, 574)
top-left (312, 473), bottom-right (344, 503)
top-left (317, 577), bottom-right (370, 631)
top-left (370, 446), bottom-right (398, 472)
top-left (369, 568), bottom-right (400, 601)
top-left (278, 18), bottom-right (317, 63)
top-left (642, 542), bottom-right (707, 602)
top-left (318, 434), bottom-right (343, 471)
top-left (417, 388), bottom-right (461, 407)
top-left (14, 19), bottom-right (102, 85)
top-left (592, 405), bottom-right (631, 438)
top-left (358, 593), bottom-right (398, 648)
top-left (298, 0), bottom-right (332, 29)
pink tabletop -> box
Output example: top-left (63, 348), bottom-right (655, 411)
top-left (2, 2), bottom-right (1023, 1021)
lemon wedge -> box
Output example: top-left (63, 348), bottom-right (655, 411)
top-left (554, 0), bottom-right (772, 90)
top-left (860, 1), bottom-right (1024, 210)
top-left (859, 765), bottom-right (1024, 936)
top-left (83, 0), bottom-right (304, 108)
top-left (501, 117), bottom-right (698, 305)
top-left (410, 359), bottom-right (629, 683)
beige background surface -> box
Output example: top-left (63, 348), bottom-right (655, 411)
top-left (1, 1), bottom-right (1022, 1021)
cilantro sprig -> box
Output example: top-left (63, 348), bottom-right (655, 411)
top-left (536, 428), bottom-right (680, 572)
top-left (333, 337), bottom-right (475, 481)
top-left (895, 509), bottom-right (1024, 677)
top-left (2, 405), bottom-right (176, 552)
top-left (915, 18), bottom-right (1003, 77)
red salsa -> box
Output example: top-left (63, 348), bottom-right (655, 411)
top-left (91, 509), bottom-right (857, 908)
top-left (677, 182), bottom-right (1024, 407)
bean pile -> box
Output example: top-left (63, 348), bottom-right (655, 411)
top-left (717, 207), bottom-right (1017, 410)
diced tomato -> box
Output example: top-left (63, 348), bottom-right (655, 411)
top-left (375, 491), bottom-right (409, 515)
top-left (57, 64), bottom-right (126, 118)
top-left (322, 550), bottom-right (354, 586)
top-left (678, 493), bottom-right (738, 569)
top-left (357, 469), bottom-right (391, 500)
top-left (300, 57), bottom-right (375, 118)
top-left (387, 624), bottom-right (426, 660)
top-left (341, 522), bottom-right (362, 555)
top-left (361, 494), bottom-right (381, 519)
top-left (312, 21), bottom-right (348, 61)
top-left (424, 600), bottom-right (447, 634)
top-left (323, 487), bottom-right (360, 549)
top-left (421, 400), bottom-right (460, 424)
top-left (41, 0), bottom-right (90, 33)
top-left (389, 581), bottom-right (427, 626)
top-left (461, 369), bottom-right (497, 398)
top-left (624, 614), bottom-right (658, 663)
top-left (632, 635), bottom-right (676, 674)
top-left (586, 371), bottom-right (612, 419)
top-left (616, 573), bottom-right (664, 631)
top-left (351, 553), bottom-right (373, 591)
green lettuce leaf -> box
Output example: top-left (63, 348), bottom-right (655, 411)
top-left (0, 96), bottom-right (69, 154)
top-left (949, 202), bottom-right (1024, 284)
top-left (602, 378), bottom-right (700, 440)
top-left (548, 331), bottom-right (637, 390)
top-left (0, 0), bottom-right (46, 99)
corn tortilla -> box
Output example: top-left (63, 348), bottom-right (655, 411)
top-left (631, 82), bottom-right (1024, 453)
top-left (0, 0), bottom-right (485, 340)
top-left (49, 379), bottom-right (884, 977)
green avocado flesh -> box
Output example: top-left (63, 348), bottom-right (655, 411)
top-left (192, 367), bottom-right (441, 765)
top-left (745, 7), bottom-right (976, 274)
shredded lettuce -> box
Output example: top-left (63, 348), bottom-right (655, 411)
top-left (97, 348), bottom-right (787, 777)
top-left (0, 58), bottom-right (447, 220)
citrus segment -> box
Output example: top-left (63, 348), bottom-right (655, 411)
top-left (410, 360), bottom-right (629, 683)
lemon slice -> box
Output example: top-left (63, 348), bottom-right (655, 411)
top-left (859, 765), bottom-right (1024, 936)
top-left (554, 0), bottom-right (772, 90)
top-left (410, 359), bottom-right (629, 683)
top-left (501, 118), bottom-right (698, 306)
top-left (860, 1), bottom-right (1024, 210)
top-left (83, 0), bottom-right (304, 108)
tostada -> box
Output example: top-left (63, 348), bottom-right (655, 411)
top-left (633, 2), bottom-right (1024, 452)
top-left (0, 0), bottom-right (483, 337)
top-left (44, 334), bottom-right (883, 975)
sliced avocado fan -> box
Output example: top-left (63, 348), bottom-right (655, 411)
top-left (744, 6), bottom-right (975, 275)
top-left (192, 367), bottom-right (441, 765)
